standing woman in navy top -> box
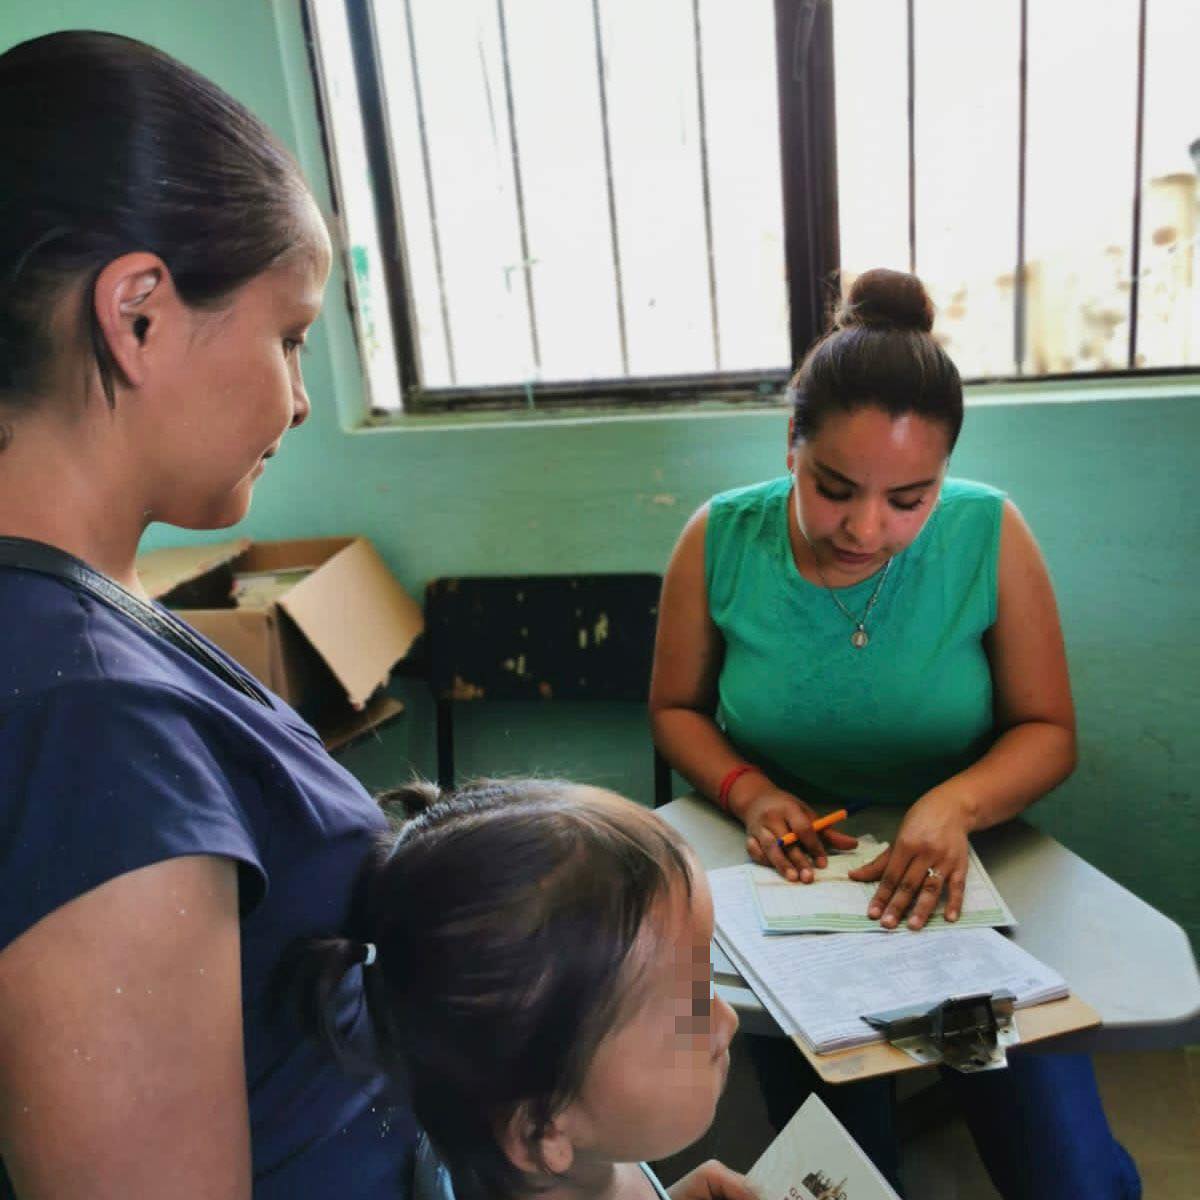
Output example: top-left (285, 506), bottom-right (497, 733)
top-left (0, 32), bottom-right (415, 1198)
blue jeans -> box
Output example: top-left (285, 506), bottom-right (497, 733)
top-left (743, 1036), bottom-right (1141, 1200)
top-left (942, 1052), bottom-right (1140, 1200)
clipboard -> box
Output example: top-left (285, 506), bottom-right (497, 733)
top-left (709, 871), bottom-right (1103, 1086)
top-left (793, 992), bottom-right (1101, 1084)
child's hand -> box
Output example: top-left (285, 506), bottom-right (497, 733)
top-left (666, 1159), bottom-right (759, 1200)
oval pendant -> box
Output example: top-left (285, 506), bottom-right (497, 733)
top-left (851, 628), bottom-right (869, 649)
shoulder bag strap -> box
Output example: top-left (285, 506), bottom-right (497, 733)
top-left (0, 535), bottom-right (271, 706)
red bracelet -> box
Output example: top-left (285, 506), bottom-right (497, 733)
top-left (716, 763), bottom-right (761, 813)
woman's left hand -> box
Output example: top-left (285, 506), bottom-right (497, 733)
top-left (666, 1159), bottom-right (759, 1200)
top-left (848, 787), bottom-right (973, 930)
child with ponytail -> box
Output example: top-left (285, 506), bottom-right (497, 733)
top-left (282, 778), bottom-right (757, 1200)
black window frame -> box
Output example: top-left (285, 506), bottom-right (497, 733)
top-left (308, 0), bottom-right (1196, 417)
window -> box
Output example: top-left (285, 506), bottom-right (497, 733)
top-left (306, 0), bottom-right (1200, 415)
top-left (836, 0), bottom-right (1200, 378)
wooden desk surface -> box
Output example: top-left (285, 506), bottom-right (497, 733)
top-left (658, 796), bottom-right (1200, 1053)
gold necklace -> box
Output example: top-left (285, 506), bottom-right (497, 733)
top-left (799, 529), bottom-right (893, 649)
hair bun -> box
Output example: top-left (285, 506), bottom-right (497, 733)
top-left (836, 268), bottom-right (934, 334)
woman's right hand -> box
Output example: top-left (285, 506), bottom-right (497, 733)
top-left (735, 782), bottom-right (858, 883)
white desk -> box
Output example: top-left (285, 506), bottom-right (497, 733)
top-left (658, 796), bottom-right (1200, 1052)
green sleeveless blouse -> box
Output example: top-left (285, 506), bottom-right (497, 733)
top-left (705, 476), bottom-right (1004, 807)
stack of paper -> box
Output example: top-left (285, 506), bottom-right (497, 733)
top-left (232, 566), bottom-right (315, 609)
top-left (748, 835), bottom-right (1017, 932)
top-left (710, 865), bottom-right (1067, 1055)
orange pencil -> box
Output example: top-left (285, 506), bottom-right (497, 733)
top-left (776, 801), bottom-right (871, 849)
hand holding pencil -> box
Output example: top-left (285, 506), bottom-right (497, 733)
top-left (737, 784), bottom-right (860, 883)
top-left (776, 800), bottom-right (872, 849)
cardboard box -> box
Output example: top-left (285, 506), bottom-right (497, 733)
top-left (136, 536), bottom-right (424, 750)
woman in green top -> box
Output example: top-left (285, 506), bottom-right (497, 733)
top-left (651, 267), bottom-right (1072, 930)
top-left (649, 269), bottom-right (1138, 1199)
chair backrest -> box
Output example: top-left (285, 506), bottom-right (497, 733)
top-left (425, 574), bottom-right (662, 703)
top-left (424, 574), bottom-right (672, 805)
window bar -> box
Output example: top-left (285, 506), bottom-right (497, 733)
top-left (1127, 0), bottom-right (1148, 369)
top-left (774, 0), bottom-right (839, 368)
top-left (691, 0), bottom-right (722, 370)
top-left (401, 0), bottom-right (457, 384)
top-left (906, 0), bottom-right (916, 274)
top-left (339, 0), bottom-right (425, 397)
top-left (590, 0), bottom-right (630, 375)
top-left (495, 0), bottom-right (541, 375)
top-left (1013, 0), bottom-right (1029, 374)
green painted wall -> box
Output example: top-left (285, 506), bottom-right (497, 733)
top-left (4, 4), bottom-right (1198, 954)
top-left (259, 394), bottom-right (1200, 967)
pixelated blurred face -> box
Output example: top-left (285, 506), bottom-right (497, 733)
top-left (567, 869), bottom-right (738, 1164)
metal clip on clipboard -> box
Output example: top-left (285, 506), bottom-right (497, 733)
top-left (863, 990), bottom-right (1018, 1073)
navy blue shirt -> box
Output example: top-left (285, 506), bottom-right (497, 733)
top-left (0, 567), bottom-right (415, 1197)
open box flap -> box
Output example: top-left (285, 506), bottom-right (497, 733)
top-left (182, 608), bottom-right (281, 694)
top-left (279, 539), bottom-right (424, 708)
top-left (139, 538), bottom-right (252, 600)
top-left (321, 694), bottom-right (406, 753)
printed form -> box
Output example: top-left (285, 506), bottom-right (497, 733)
top-left (710, 865), bottom-right (1066, 1053)
top-left (748, 835), bottom-right (1017, 932)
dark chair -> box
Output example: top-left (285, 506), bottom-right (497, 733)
top-left (424, 574), bottom-right (673, 806)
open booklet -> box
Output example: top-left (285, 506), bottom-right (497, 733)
top-left (746, 835), bottom-right (1017, 933)
top-left (747, 1093), bottom-right (900, 1200)
top-left (710, 865), bottom-right (1068, 1055)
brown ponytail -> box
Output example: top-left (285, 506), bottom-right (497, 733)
top-left (280, 778), bottom-right (694, 1200)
